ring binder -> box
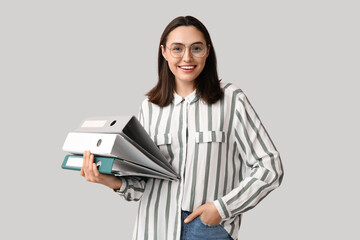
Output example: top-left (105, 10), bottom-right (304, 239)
top-left (62, 116), bottom-right (180, 181)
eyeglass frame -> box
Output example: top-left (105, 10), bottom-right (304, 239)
top-left (163, 42), bottom-right (210, 58)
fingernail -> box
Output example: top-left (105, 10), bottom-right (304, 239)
top-left (184, 218), bottom-right (189, 223)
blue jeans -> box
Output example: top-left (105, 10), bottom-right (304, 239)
top-left (180, 210), bottom-right (233, 240)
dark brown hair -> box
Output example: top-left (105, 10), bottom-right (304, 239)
top-left (146, 16), bottom-right (223, 107)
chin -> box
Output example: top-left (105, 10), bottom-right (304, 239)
top-left (176, 77), bottom-right (197, 83)
top-left (177, 74), bottom-right (201, 82)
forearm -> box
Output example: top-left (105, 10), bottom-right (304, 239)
top-left (101, 175), bottom-right (123, 190)
top-left (214, 150), bottom-right (283, 219)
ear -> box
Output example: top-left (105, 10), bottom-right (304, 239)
top-left (161, 45), bottom-right (168, 61)
top-left (206, 44), bottom-right (211, 58)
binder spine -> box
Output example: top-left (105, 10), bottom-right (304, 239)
top-left (62, 155), bottom-right (114, 175)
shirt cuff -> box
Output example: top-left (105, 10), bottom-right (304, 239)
top-left (113, 177), bottom-right (127, 194)
top-left (213, 198), bottom-right (231, 220)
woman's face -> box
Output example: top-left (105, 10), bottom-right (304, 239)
top-left (161, 26), bottom-right (209, 86)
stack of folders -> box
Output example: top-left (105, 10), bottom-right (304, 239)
top-left (62, 116), bottom-right (180, 181)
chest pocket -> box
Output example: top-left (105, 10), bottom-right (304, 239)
top-left (151, 133), bottom-right (172, 161)
top-left (152, 133), bottom-right (172, 146)
top-left (195, 130), bottom-right (226, 143)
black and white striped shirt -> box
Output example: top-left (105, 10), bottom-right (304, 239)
top-left (116, 82), bottom-right (284, 240)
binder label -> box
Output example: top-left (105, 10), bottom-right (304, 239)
top-left (66, 156), bottom-right (83, 168)
top-left (81, 120), bottom-right (107, 128)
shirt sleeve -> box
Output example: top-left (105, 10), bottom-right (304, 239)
top-left (114, 176), bottom-right (146, 201)
top-left (214, 91), bottom-right (284, 219)
top-left (113, 103), bottom-right (148, 201)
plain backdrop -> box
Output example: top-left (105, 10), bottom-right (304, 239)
top-left (1, 0), bottom-right (359, 239)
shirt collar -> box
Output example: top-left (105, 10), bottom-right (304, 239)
top-left (173, 89), bottom-right (199, 105)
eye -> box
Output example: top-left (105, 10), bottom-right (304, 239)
top-left (191, 44), bottom-right (204, 52)
top-left (171, 45), bottom-right (184, 52)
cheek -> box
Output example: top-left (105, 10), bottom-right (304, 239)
top-left (168, 63), bottom-right (177, 72)
top-left (168, 60), bottom-right (179, 70)
top-left (196, 59), bottom-right (207, 71)
top-left (166, 61), bottom-right (178, 76)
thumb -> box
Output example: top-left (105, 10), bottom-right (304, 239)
top-left (184, 206), bottom-right (203, 223)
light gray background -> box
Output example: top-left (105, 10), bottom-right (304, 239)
top-left (1, 0), bottom-right (359, 239)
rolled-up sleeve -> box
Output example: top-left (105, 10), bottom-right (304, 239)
top-left (114, 177), bottom-right (147, 201)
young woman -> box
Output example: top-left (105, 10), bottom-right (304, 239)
top-left (81, 16), bottom-right (284, 240)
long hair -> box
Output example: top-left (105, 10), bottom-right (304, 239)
top-left (146, 16), bottom-right (223, 107)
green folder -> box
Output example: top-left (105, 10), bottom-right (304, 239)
top-left (62, 155), bottom-right (113, 174)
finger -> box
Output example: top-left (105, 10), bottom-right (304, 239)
top-left (88, 153), bottom-right (95, 169)
top-left (80, 167), bottom-right (85, 177)
top-left (84, 151), bottom-right (90, 169)
top-left (87, 152), bottom-right (94, 171)
top-left (93, 162), bottom-right (100, 177)
top-left (81, 151), bottom-right (88, 177)
top-left (84, 152), bottom-right (95, 180)
top-left (82, 151), bottom-right (87, 169)
top-left (184, 206), bottom-right (203, 223)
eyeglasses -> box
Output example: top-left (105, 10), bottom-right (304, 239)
top-left (165, 42), bottom-right (208, 58)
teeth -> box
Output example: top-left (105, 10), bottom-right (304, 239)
top-left (180, 66), bottom-right (194, 69)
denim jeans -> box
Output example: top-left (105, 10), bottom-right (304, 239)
top-left (180, 210), bottom-right (233, 240)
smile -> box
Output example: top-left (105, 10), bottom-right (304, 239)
top-left (179, 65), bottom-right (196, 70)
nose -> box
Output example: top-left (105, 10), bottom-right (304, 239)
top-left (182, 47), bottom-right (192, 62)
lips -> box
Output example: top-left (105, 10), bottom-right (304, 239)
top-left (179, 65), bottom-right (197, 72)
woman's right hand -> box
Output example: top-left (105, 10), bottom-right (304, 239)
top-left (80, 150), bottom-right (123, 190)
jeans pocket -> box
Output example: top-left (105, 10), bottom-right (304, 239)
top-left (198, 216), bottom-right (222, 228)
top-left (194, 216), bottom-right (232, 239)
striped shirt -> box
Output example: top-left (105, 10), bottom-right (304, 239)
top-left (115, 82), bottom-right (284, 240)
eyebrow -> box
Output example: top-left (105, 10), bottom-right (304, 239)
top-left (170, 41), bottom-right (205, 45)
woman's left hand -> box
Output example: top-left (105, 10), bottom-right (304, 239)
top-left (184, 202), bottom-right (222, 225)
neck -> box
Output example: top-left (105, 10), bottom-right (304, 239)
top-left (175, 80), bottom-right (195, 98)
